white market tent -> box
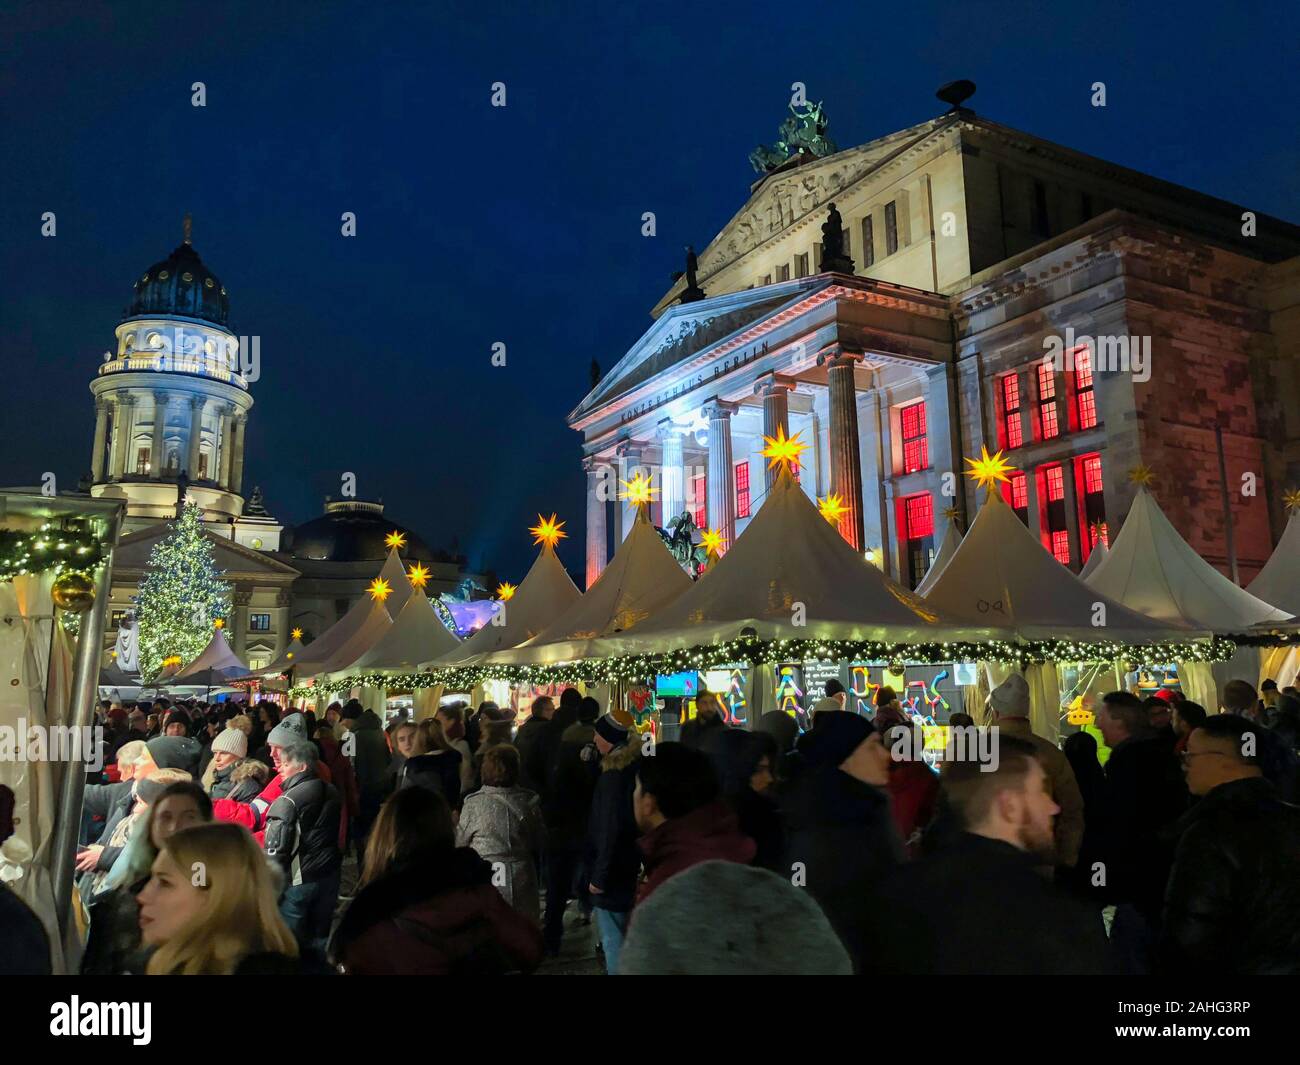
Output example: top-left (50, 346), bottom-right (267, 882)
top-left (914, 519), bottom-right (962, 596)
top-left (1078, 538), bottom-right (1109, 581)
top-left (603, 467), bottom-right (1000, 657)
top-left (428, 539), bottom-right (581, 668)
top-left (256, 635), bottom-right (306, 677)
top-left (300, 595), bottom-right (392, 677)
top-left (1247, 507), bottom-right (1300, 618)
top-left (483, 503), bottom-right (693, 668)
top-left (923, 491), bottom-right (1203, 645)
top-left (347, 586), bottom-right (461, 672)
top-left (1086, 487), bottom-right (1292, 633)
top-left (172, 627), bottom-right (250, 685)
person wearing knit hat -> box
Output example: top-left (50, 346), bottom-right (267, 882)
top-left (267, 712), bottom-right (308, 748)
top-left (986, 673), bottom-right (1084, 871)
top-left (619, 861), bottom-right (852, 975)
top-left (798, 710), bottom-right (876, 770)
top-left (593, 712), bottom-right (630, 749)
top-left (202, 727), bottom-right (251, 799)
top-left (210, 727), bottom-right (248, 759)
top-left (147, 734), bottom-right (201, 776)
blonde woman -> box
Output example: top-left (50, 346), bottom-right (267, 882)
top-left (138, 822), bottom-right (297, 975)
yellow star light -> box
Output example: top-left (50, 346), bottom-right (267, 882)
top-left (290, 627), bottom-right (303, 641)
top-left (384, 530), bottom-right (408, 550)
top-left (964, 446), bottom-right (1015, 491)
top-left (1127, 465), bottom-right (1156, 487)
top-left (700, 528), bottom-right (726, 556)
top-left (761, 426), bottom-right (807, 472)
top-left (1283, 488), bottom-right (1300, 513)
top-left (407, 562), bottom-right (431, 588)
top-left (620, 472), bottom-right (657, 507)
top-left (368, 577), bottom-right (392, 602)
top-left (213, 618), bottom-right (225, 630)
top-left (529, 513), bottom-right (567, 548)
top-left (942, 505), bottom-right (960, 521)
top-left (818, 494), bottom-right (849, 525)
top-left (496, 581), bottom-right (517, 601)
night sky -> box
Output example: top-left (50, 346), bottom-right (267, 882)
top-left (2, 1), bottom-right (1296, 581)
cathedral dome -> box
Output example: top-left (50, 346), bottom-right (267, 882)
top-left (284, 499), bottom-right (439, 563)
top-left (125, 236), bottom-right (230, 327)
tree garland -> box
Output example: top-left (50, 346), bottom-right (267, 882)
top-left (0, 525), bottom-right (105, 581)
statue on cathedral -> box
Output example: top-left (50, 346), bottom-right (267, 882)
top-left (820, 202), bottom-right (854, 273)
top-left (174, 470), bottom-right (190, 519)
top-left (676, 245), bottom-right (706, 303)
top-left (749, 100), bottom-right (838, 174)
top-left (589, 358), bottom-right (602, 390)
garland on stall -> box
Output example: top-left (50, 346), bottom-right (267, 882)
top-left (0, 525), bottom-right (105, 581)
top-left (288, 634), bottom-right (1240, 699)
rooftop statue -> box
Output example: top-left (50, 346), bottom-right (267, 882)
top-left (749, 100), bottom-right (838, 174)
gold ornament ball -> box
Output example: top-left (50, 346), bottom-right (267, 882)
top-left (51, 571), bottom-right (96, 614)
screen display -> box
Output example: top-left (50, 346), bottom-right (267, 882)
top-left (655, 671), bottom-right (698, 698)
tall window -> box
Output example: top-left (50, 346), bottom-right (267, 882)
top-left (249, 613), bottom-right (271, 632)
top-left (1041, 463), bottom-right (1071, 565)
top-left (861, 216), bottom-right (875, 267)
top-left (776, 263), bottom-right (790, 282)
top-left (900, 492), bottom-right (934, 588)
top-left (1002, 471), bottom-right (1029, 526)
top-left (1032, 179), bottom-right (1050, 236)
top-left (735, 461), bottom-right (751, 519)
top-left (691, 472), bottom-right (706, 530)
top-left (1037, 362), bottom-right (1060, 440)
top-left (1079, 453), bottom-right (1108, 555)
top-left (1074, 347), bottom-right (1097, 430)
top-left (884, 201), bottom-right (898, 256)
top-left (795, 252), bottom-right (809, 278)
top-left (1000, 373), bottom-right (1023, 449)
top-left (136, 447), bottom-right (150, 475)
top-left (900, 401), bottom-right (928, 474)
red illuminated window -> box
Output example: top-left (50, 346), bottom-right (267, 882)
top-left (900, 401), bottom-right (928, 473)
top-left (1010, 471), bottom-right (1028, 510)
top-left (1081, 454), bottom-right (1103, 495)
top-left (1050, 530), bottom-right (1071, 565)
top-left (1038, 362), bottom-right (1060, 440)
top-left (1079, 453), bottom-right (1108, 557)
top-left (735, 461), bottom-right (750, 519)
top-left (904, 493), bottom-right (934, 538)
top-left (1074, 348), bottom-right (1097, 430)
top-left (1045, 464), bottom-right (1065, 502)
top-left (691, 472), bottom-right (706, 529)
top-left (1001, 374), bottom-right (1023, 449)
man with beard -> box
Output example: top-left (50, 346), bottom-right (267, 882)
top-left (862, 736), bottom-right (1110, 975)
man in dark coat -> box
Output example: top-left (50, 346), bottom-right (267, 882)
top-left (680, 691), bottom-right (728, 752)
top-left (76, 739), bottom-right (155, 876)
top-left (514, 695), bottom-right (561, 796)
top-left (1095, 691), bottom-right (1188, 972)
top-left (781, 712), bottom-right (903, 971)
top-left (864, 736), bottom-right (1110, 975)
top-left (265, 738), bottom-right (343, 954)
top-left (340, 700), bottom-right (391, 844)
top-left (1158, 715), bottom-right (1300, 974)
top-left (584, 718), bottom-right (642, 973)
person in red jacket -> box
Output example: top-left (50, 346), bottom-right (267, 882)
top-left (633, 743), bottom-right (755, 905)
top-left (314, 722), bottom-right (358, 850)
top-left (879, 722), bottom-right (940, 856)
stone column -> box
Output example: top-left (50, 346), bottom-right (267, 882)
top-left (272, 590), bottom-right (292, 664)
top-left (1018, 367), bottom-right (1035, 451)
top-left (232, 588), bottom-right (252, 658)
top-left (704, 399), bottom-right (737, 550)
top-left (186, 396), bottom-right (206, 479)
top-left (859, 388), bottom-right (887, 563)
top-left (1059, 458), bottom-right (1083, 572)
top-left (657, 420), bottom-right (685, 524)
top-left (1024, 465), bottom-right (1042, 542)
top-left (111, 396), bottom-right (136, 478)
top-left (218, 405), bottom-right (235, 489)
top-left (90, 400), bottom-right (109, 482)
top-left (819, 348), bottom-right (866, 550)
top-left (755, 374), bottom-right (793, 492)
top-left (230, 412), bottom-right (248, 495)
top-left (615, 439), bottom-right (643, 543)
top-left (150, 391), bottom-right (169, 478)
top-left (584, 456), bottom-right (608, 589)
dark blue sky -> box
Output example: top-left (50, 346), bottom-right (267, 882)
top-left (2, 1), bottom-right (1296, 580)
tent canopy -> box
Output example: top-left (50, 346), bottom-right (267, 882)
top-left (914, 518), bottom-right (962, 596)
top-left (604, 467), bottom-right (998, 657)
top-left (173, 628), bottom-right (249, 683)
top-left (291, 547), bottom-right (413, 674)
top-left (302, 596), bottom-right (392, 678)
top-left (1086, 487), bottom-right (1292, 633)
top-left (923, 491), bottom-right (1203, 644)
top-left (1079, 538), bottom-right (1109, 581)
top-left (484, 504), bottom-right (692, 667)
top-left (348, 587), bottom-right (461, 672)
top-left (1247, 509), bottom-right (1300, 617)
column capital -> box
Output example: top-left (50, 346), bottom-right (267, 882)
top-left (655, 418), bottom-right (682, 442)
top-left (189, 394), bottom-right (206, 410)
top-left (816, 343), bottom-right (865, 369)
top-left (753, 371), bottom-right (797, 397)
top-left (153, 389), bottom-right (170, 404)
top-left (702, 397), bottom-right (739, 420)
top-left (615, 437), bottom-right (643, 458)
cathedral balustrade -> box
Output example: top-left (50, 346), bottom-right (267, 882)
top-left (97, 354), bottom-right (247, 389)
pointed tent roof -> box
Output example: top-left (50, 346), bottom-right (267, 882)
top-left (485, 505), bottom-right (693, 667)
top-left (302, 595), bottom-right (392, 678)
top-left (173, 628), bottom-right (249, 683)
top-left (914, 519), bottom-right (962, 596)
top-left (1079, 539), bottom-right (1109, 581)
top-left (1247, 508), bottom-right (1300, 617)
top-left (924, 491), bottom-right (1203, 643)
top-left (348, 587), bottom-right (461, 672)
top-left (605, 469), bottom-right (995, 656)
top-left (430, 542), bottom-right (581, 667)
top-left (376, 546), bottom-right (415, 613)
top-left (1086, 487), bottom-right (1292, 632)
top-left (251, 636), bottom-right (306, 678)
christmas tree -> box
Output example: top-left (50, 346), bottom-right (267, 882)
top-left (136, 502), bottom-right (233, 681)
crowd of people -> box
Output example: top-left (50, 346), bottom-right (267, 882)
top-left (1, 672), bottom-right (1297, 976)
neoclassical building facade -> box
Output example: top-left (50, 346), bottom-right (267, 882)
top-left (571, 101), bottom-right (1300, 591)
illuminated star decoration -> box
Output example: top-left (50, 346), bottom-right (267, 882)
top-left (700, 528), bottom-right (726, 557)
top-left (290, 627), bottom-right (303, 641)
top-left (964, 446), bottom-right (1015, 492)
top-left (496, 581), bottom-right (517, 601)
top-left (529, 513), bottom-right (567, 548)
top-left (407, 562), bottom-right (430, 589)
top-left (1127, 464), bottom-right (1156, 487)
top-left (620, 471), bottom-right (657, 508)
top-left (1283, 488), bottom-right (1300, 513)
top-left (761, 426), bottom-right (807, 473)
top-left (942, 505), bottom-right (961, 521)
top-left (384, 530), bottom-right (407, 551)
top-left (818, 494), bottom-right (849, 525)
top-left (213, 618), bottom-right (225, 630)
top-left (368, 577), bottom-right (392, 602)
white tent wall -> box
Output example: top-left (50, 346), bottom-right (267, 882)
top-left (412, 686), bottom-right (443, 721)
top-left (981, 661), bottom-right (1060, 744)
top-left (1260, 646), bottom-right (1300, 689)
top-left (1177, 660), bottom-right (1219, 712)
top-left (1211, 645), bottom-right (1265, 705)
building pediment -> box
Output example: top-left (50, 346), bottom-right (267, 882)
top-left (111, 522), bottom-right (300, 583)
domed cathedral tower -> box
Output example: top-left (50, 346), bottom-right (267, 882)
top-left (88, 216), bottom-right (280, 550)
